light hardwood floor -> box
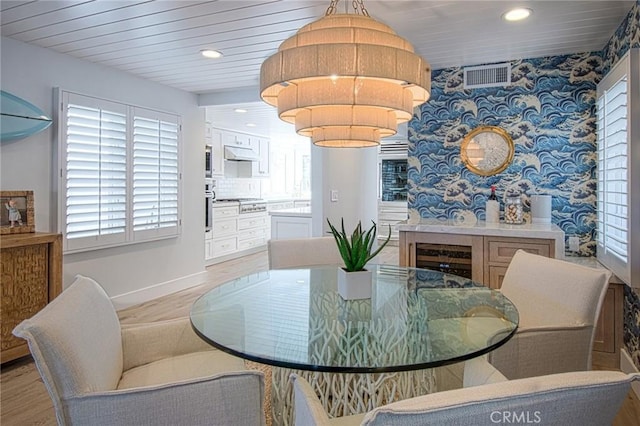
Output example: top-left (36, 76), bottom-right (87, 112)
top-left (2, 246), bottom-right (639, 425)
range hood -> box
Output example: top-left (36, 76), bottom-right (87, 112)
top-left (224, 145), bottom-right (259, 162)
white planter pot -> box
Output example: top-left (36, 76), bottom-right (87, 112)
top-left (337, 268), bottom-right (372, 300)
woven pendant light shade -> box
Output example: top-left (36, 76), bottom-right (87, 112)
top-left (260, 13), bottom-right (431, 147)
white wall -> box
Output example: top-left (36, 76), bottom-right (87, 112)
top-left (0, 37), bottom-right (206, 304)
top-left (311, 145), bottom-right (378, 236)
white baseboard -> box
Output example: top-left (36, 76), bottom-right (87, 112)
top-left (621, 348), bottom-right (640, 399)
top-left (111, 270), bottom-right (208, 310)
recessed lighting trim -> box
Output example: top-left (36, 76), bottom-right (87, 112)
top-left (503, 8), bottom-right (532, 22)
top-left (200, 49), bottom-right (223, 59)
top-left (234, 108), bottom-right (248, 113)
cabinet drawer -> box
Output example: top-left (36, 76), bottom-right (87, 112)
top-left (213, 205), bottom-right (239, 218)
top-left (379, 211), bottom-right (408, 221)
top-left (238, 215), bottom-right (268, 230)
top-left (486, 238), bottom-right (552, 264)
top-left (238, 236), bottom-right (267, 251)
top-left (212, 236), bottom-right (237, 255)
top-left (213, 218), bottom-right (237, 236)
top-left (239, 227), bottom-right (267, 241)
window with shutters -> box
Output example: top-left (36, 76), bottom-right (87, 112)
top-left (59, 91), bottom-right (181, 253)
top-left (596, 48), bottom-right (639, 287)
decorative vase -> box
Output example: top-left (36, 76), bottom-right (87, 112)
top-left (337, 268), bottom-right (372, 300)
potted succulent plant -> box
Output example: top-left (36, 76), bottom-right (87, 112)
top-left (327, 218), bottom-right (391, 300)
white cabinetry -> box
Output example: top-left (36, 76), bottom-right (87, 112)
top-left (211, 204), bottom-right (239, 259)
top-left (210, 127), bottom-right (270, 178)
top-left (207, 203), bottom-right (268, 265)
top-left (378, 201), bottom-right (408, 244)
top-left (238, 213), bottom-right (269, 250)
top-left (210, 128), bottom-right (224, 177)
top-left (252, 137), bottom-right (270, 177)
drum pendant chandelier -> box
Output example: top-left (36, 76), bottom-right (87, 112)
top-left (260, 0), bottom-right (431, 147)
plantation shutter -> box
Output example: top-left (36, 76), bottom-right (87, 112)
top-left (64, 93), bottom-right (128, 252)
top-left (597, 76), bottom-right (628, 264)
top-left (132, 108), bottom-right (180, 241)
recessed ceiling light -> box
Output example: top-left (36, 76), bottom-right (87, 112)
top-left (246, 123), bottom-right (256, 127)
top-left (234, 108), bottom-right (248, 113)
top-left (200, 49), bottom-right (223, 59)
top-left (502, 8), bottom-right (532, 22)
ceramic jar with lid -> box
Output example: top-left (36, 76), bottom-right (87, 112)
top-left (504, 196), bottom-right (523, 224)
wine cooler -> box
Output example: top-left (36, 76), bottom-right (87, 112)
top-left (400, 232), bottom-right (485, 283)
top-left (415, 243), bottom-right (473, 279)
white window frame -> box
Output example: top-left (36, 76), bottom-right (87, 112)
top-left (596, 49), bottom-right (639, 286)
top-left (57, 90), bottom-right (182, 253)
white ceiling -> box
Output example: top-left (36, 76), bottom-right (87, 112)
top-left (1, 0), bottom-right (634, 139)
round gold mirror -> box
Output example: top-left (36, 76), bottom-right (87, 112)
top-left (460, 126), bottom-right (514, 176)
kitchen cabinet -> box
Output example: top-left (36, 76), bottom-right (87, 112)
top-left (210, 127), bottom-right (270, 178)
top-left (207, 203), bottom-right (268, 265)
top-left (270, 208), bottom-right (313, 240)
top-left (223, 131), bottom-right (251, 147)
top-left (238, 212), bottom-right (269, 250)
top-left (209, 128), bottom-right (224, 177)
top-left (378, 201), bottom-right (407, 245)
top-left (1, 233), bottom-right (62, 363)
top-left (483, 236), bottom-right (555, 289)
top-left (252, 137), bottom-right (270, 177)
top-left (591, 282), bottom-right (624, 368)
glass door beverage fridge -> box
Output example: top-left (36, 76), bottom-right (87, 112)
top-left (380, 158), bottom-right (408, 201)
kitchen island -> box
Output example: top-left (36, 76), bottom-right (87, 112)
top-left (269, 207), bottom-right (312, 240)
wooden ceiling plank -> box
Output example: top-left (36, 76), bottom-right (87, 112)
top-left (31, 1), bottom-right (319, 50)
top-left (7, 1), bottom-right (210, 42)
top-left (2, 1), bottom-right (153, 36)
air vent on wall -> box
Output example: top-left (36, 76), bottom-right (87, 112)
top-left (380, 139), bottom-right (408, 155)
top-left (464, 62), bottom-right (511, 89)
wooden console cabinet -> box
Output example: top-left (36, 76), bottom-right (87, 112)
top-left (400, 229), bottom-right (623, 368)
top-left (1, 232), bottom-right (62, 363)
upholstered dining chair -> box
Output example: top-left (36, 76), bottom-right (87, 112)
top-left (488, 249), bottom-right (611, 380)
top-left (291, 357), bottom-right (638, 426)
top-left (13, 275), bottom-right (265, 426)
top-left (268, 237), bottom-right (344, 269)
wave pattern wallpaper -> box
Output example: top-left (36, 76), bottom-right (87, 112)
top-left (408, 0), bottom-right (639, 370)
top-left (407, 51), bottom-right (600, 256)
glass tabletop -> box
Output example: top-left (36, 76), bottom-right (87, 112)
top-left (190, 265), bottom-right (519, 373)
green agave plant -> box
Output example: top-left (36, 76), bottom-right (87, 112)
top-left (327, 218), bottom-right (391, 272)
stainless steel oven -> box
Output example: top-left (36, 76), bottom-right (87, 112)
top-left (205, 144), bottom-right (213, 178)
top-left (205, 180), bottom-right (215, 231)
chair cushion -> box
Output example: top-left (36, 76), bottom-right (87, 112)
top-left (118, 350), bottom-right (246, 390)
top-left (13, 275), bottom-right (123, 398)
top-left (362, 370), bottom-right (631, 426)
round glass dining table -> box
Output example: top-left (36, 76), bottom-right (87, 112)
top-left (190, 265), bottom-right (518, 425)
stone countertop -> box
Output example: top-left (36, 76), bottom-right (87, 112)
top-left (268, 207), bottom-right (312, 217)
top-left (562, 256), bottom-right (625, 284)
top-left (396, 218), bottom-right (564, 238)
top-left (397, 218), bottom-right (565, 259)
top-left (212, 200), bottom-right (239, 207)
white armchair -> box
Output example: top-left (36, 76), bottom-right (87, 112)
top-left (268, 237), bottom-right (344, 269)
top-left (291, 358), bottom-right (638, 426)
top-left (488, 250), bottom-right (611, 379)
top-left (13, 275), bottom-right (265, 426)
